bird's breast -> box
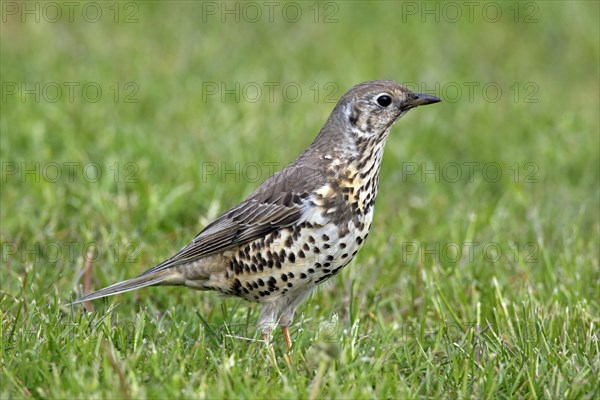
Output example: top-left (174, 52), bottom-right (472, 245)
top-left (205, 155), bottom-right (383, 304)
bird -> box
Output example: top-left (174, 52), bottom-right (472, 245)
top-left (72, 80), bottom-right (441, 350)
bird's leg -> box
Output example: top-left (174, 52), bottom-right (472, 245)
top-left (281, 326), bottom-right (292, 351)
top-left (258, 305), bottom-right (277, 343)
top-left (277, 288), bottom-right (313, 352)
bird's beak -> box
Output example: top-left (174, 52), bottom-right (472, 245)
top-left (408, 92), bottom-right (441, 107)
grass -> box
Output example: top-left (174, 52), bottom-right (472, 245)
top-left (1, 1), bottom-right (599, 398)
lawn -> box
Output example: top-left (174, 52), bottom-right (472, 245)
top-left (1, 1), bottom-right (598, 398)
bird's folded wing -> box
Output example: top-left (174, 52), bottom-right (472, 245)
top-left (138, 162), bottom-right (329, 276)
top-left (139, 196), bottom-right (309, 275)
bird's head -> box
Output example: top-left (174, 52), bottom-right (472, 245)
top-left (336, 80), bottom-right (441, 139)
top-left (305, 80), bottom-right (441, 161)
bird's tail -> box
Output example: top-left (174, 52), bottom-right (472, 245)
top-left (70, 269), bottom-right (182, 305)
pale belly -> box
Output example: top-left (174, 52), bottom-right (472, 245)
top-left (209, 210), bottom-right (374, 303)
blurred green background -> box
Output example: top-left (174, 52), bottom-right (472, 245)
top-left (1, 1), bottom-right (598, 398)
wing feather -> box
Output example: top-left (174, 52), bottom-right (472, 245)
top-left (139, 163), bottom-right (329, 276)
top-left (140, 196), bottom-right (308, 275)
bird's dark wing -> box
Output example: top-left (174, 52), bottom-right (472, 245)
top-left (139, 164), bottom-right (327, 276)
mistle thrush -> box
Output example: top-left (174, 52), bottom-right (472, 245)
top-left (73, 80), bottom-right (441, 350)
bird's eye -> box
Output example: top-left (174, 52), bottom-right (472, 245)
top-left (376, 95), bottom-right (392, 107)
